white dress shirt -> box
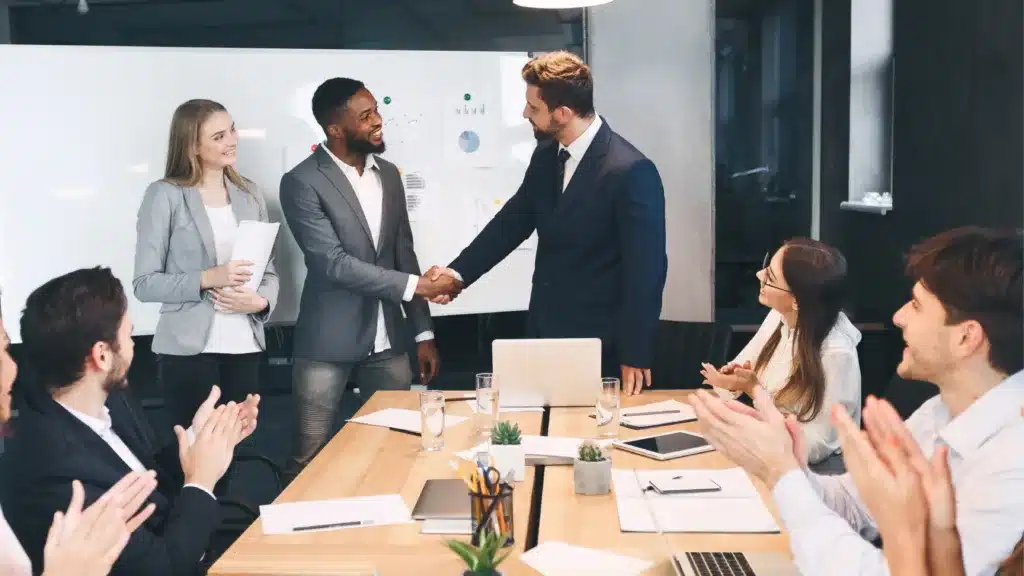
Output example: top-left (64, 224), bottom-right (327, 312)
top-left (715, 309), bottom-right (863, 463)
top-left (59, 402), bottom-right (216, 501)
top-left (323, 146), bottom-right (433, 354)
top-left (202, 204), bottom-right (261, 354)
top-left (0, 505), bottom-right (31, 576)
top-left (772, 369), bottom-right (1024, 576)
top-left (558, 114), bottom-right (603, 192)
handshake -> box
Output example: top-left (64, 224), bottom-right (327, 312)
top-left (414, 266), bottom-right (464, 304)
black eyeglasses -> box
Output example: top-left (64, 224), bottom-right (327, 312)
top-left (760, 252), bottom-right (791, 293)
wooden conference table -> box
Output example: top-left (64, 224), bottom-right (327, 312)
top-left (210, 391), bottom-right (790, 576)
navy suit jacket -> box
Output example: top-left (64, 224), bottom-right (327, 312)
top-left (450, 119), bottom-right (667, 370)
top-left (0, 389), bottom-right (220, 576)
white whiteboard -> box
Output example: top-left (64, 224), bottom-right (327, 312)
top-left (0, 45), bottom-right (540, 343)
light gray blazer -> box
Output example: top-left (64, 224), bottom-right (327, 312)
top-left (133, 178), bottom-right (280, 355)
top-left (280, 146), bottom-right (432, 363)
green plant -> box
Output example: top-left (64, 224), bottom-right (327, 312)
top-left (445, 531), bottom-right (511, 575)
top-left (577, 439), bottom-right (606, 462)
top-left (490, 421), bottom-right (522, 445)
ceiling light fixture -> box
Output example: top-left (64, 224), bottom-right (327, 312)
top-left (77, 0), bottom-right (89, 15)
top-left (513, 0), bottom-right (614, 8)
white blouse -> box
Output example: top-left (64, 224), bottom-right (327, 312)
top-left (0, 504), bottom-right (32, 576)
top-left (716, 309), bottom-right (862, 463)
top-left (202, 204), bottom-right (260, 355)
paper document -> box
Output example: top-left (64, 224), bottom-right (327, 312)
top-left (231, 220), bottom-right (280, 291)
top-left (347, 408), bottom-right (468, 434)
top-left (521, 542), bottom-right (653, 576)
top-left (260, 494), bottom-right (412, 534)
top-left (456, 435), bottom-right (613, 462)
top-left (618, 399), bottom-right (696, 428)
top-left (612, 468), bottom-right (779, 533)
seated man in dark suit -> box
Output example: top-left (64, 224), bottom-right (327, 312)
top-left (2, 267), bottom-right (258, 576)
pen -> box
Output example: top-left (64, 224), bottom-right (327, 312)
top-left (292, 519), bottom-right (373, 532)
top-left (388, 427), bottom-right (421, 436)
top-left (624, 409), bottom-right (681, 417)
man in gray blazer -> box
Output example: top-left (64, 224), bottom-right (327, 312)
top-left (280, 77), bottom-right (458, 477)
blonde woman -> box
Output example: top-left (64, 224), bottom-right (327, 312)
top-left (0, 293), bottom-right (156, 575)
top-left (134, 99), bottom-right (279, 432)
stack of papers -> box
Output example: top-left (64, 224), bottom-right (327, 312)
top-left (231, 221), bottom-right (280, 292)
top-left (521, 542), bottom-right (653, 576)
top-left (612, 468), bottom-right (779, 533)
top-left (347, 408), bottom-right (468, 434)
top-left (260, 494), bottom-right (412, 534)
top-left (619, 399), bottom-right (696, 428)
top-left (456, 435), bottom-right (614, 462)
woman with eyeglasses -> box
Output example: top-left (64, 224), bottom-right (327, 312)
top-left (701, 238), bottom-right (862, 464)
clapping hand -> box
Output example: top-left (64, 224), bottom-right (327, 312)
top-left (701, 360), bottom-right (759, 395)
top-left (42, 472), bottom-right (158, 576)
top-left (177, 403), bottom-right (244, 493)
top-left (192, 385), bottom-right (259, 445)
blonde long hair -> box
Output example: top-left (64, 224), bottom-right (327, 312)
top-left (163, 99), bottom-right (249, 190)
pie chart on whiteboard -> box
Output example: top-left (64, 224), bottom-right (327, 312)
top-left (458, 130), bottom-right (481, 153)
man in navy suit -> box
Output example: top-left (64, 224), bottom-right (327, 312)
top-left (428, 51), bottom-right (667, 395)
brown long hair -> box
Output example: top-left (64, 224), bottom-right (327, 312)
top-left (754, 238), bottom-right (848, 422)
top-left (163, 99), bottom-right (248, 191)
top-left (1002, 538), bottom-right (1023, 576)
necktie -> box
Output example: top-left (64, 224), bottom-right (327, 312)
top-left (556, 148), bottom-right (571, 192)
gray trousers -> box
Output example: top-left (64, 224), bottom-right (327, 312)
top-left (288, 349), bottom-right (413, 478)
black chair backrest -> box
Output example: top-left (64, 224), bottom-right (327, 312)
top-left (651, 321), bottom-right (733, 389)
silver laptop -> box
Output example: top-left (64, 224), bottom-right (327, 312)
top-left (411, 479), bottom-right (471, 520)
top-left (673, 552), bottom-right (799, 576)
top-left (492, 338), bottom-right (602, 407)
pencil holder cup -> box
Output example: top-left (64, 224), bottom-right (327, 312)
top-left (469, 484), bottom-right (514, 547)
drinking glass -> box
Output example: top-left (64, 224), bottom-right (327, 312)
top-left (595, 377), bottom-right (620, 438)
top-left (419, 390), bottom-right (446, 451)
top-left (475, 373), bottom-right (500, 441)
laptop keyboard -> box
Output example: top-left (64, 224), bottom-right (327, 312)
top-left (685, 552), bottom-right (756, 576)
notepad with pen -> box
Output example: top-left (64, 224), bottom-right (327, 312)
top-left (589, 399), bottom-right (697, 429)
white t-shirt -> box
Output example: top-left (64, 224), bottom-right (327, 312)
top-left (202, 204), bottom-right (260, 354)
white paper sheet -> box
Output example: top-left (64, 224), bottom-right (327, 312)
top-left (521, 542), bottom-right (653, 576)
top-left (260, 494), bottom-right (412, 534)
top-left (455, 435), bottom-right (614, 462)
top-left (618, 399), bottom-right (697, 428)
top-left (347, 408), bottom-right (468, 434)
top-left (230, 220), bottom-right (280, 291)
top-left (612, 468), bottom-right (780, 533)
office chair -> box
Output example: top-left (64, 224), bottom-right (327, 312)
top-left (651, 320), bottom-right (734, 389)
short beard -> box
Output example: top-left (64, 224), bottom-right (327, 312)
top-left (346, 131), bottom-right (386, 155)
top-left (103, 356), bottom-right (129, 393)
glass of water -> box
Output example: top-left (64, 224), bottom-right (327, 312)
top-left (595, 377), bottom-right (620, 439)
top-left (419, 390), bottom-right (446, 451)
top-left (475, 373), bottom-right (500, 441)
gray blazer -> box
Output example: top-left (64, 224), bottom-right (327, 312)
top-left (133, 178), bottom-right (280, 355)
top-left (280, 146), bottom-right (432, 363)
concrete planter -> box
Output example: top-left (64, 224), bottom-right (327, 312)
top-left (573, 458), bottom-right (612, 495)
